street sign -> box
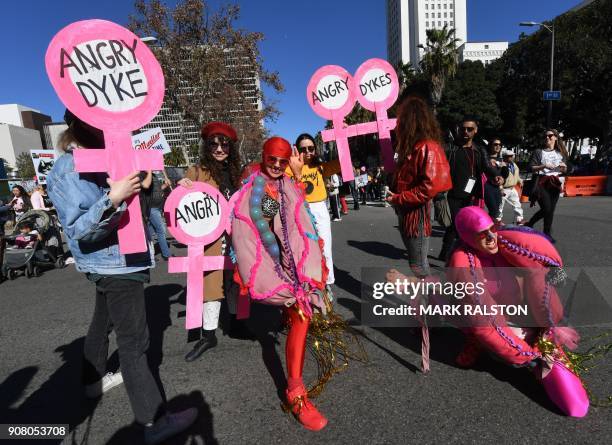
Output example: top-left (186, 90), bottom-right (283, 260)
top-left (543, 90), bottom-right (561, 101)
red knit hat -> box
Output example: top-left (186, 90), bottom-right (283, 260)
top-left (201, 122), bottom-right (238, 141)
top-left (263, 137), bottom-right (292, 159)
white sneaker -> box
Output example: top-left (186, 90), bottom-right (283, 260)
top-left (144, 408), bottom-right (198, 445)
top-left (332, 218), bottom-right (342, 222)
top-left (85, 371), bottom-right (124, 398)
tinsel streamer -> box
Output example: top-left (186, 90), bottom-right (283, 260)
top-left (538, 331), bottom-right (612, 407)
top-left (301, 294), bottom-right (368, 398)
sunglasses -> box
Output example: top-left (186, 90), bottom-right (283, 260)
top-left (208, 139), bottom-right (231, 151)
top-left (545, 133), bottom-right (556, 139)
top-left (298, 145), bottom-right (316, 153)
top-left (492, 143), bottom-right (501, 147)
top-left (265, 155), bottom-right (289, 167)
top-left (462, 127), bottom-right (476, 133)
top-left (475, 225), bottom-right (498, 241)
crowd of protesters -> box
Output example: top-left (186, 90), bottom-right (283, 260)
top-left (0, 90), bottom-right (583, 441)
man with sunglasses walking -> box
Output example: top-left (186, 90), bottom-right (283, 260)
top-left (439, 117), bottom-right (503, 261)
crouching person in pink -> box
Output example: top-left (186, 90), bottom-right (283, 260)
top-left (447, 206), bottom-right (588, 417)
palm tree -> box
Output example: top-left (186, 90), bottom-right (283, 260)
top-left (418, 25), bottom-right (460, 110)
top-left (396, 62), bottom-right (418, 91)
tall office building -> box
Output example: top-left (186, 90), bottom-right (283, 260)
top-left (0, 104), bottom-right (49, 170)
top-left (139, 43), bottom-right (262, 165)
top-left (387, 0), bottom-right (467, 68)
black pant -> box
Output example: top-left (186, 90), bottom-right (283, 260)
top-left (528, 184), bottom-right (560, 235)
top-left (348, 181), bottom-right (359, 209)
top-left (442, 195), bottom-right (474, 249)
top-left (83, 276), bottom-right (163, 424)
top-left (484, 182), bottom-right (502, 219)
top-left (329, 194), bottom-right (341, 219)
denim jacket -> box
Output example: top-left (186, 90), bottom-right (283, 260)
top-left (47, 152), bottom-right (154, 274)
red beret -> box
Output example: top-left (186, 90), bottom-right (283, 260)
top-left (201, 122), bottom-right (238, 142)
top-left (263, 137), bottom-right (292, 159)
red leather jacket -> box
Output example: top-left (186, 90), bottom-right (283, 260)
top-left (391, 139), bottom-right (452, 237)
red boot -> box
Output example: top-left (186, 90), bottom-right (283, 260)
top-left (284, 385), bottom-right (328, 431)
top-left (456, 338), bottom-right (482, 368)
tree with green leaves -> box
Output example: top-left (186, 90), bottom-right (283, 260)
top-left (163, 146), bottom-right (186, 167)
top-left (129, 0), bottom-right (284, 163)
top-left (16, 153), bottom-right (35, 180)
top-left (437, 60), bottom-right (502, 140)
top-left (418, 25), bottom-right (460, 110)
top-left (492, 0), bottom-right (612, 156)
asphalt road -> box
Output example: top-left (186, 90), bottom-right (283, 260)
top-left (1, 196), bottom-right (611, 444)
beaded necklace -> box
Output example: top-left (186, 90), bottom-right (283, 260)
top-left (249, 174), bottom-right (299, 288)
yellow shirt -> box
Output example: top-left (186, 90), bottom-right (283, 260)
top-left (287, 160), bottom-right (341, 203)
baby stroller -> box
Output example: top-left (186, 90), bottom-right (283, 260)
top-left (2, 209), bottom-right (65, 280)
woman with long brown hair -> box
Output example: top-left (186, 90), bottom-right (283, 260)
top-left (386, 95), bottom-right (451, 277)
top-left (178, 122), bottom-right (251, 362)
top-left (526, 128), bottom-right (569, 241)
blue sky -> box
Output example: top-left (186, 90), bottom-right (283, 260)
top-left (0, 0), bottom-right (582, 143)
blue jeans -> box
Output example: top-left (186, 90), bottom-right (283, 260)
top-left (148, 207), bottom-right (171, 258)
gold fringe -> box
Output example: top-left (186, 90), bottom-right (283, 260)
top-left (538, 331), bottom-right (612, 407)
top-left (305, 293), bottom-right (368, 398)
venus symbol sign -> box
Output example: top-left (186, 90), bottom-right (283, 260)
top-left (45, 19), bottom-right (165, 254)
top-left (164, 183), bottom-right (232, 330)
top-left (307, 65), bottom-right (357, 181)
top-left (354, 58), bottom-right (399, 173)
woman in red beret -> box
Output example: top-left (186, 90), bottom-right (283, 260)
top-left (178, 121), bottom-right (252, 362)
top-left (231, 137), bottom-right (329, 431)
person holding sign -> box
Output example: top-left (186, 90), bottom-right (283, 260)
top-left (178, 121), bottom-right (252, 362)
top-left (385, 96), bottom-right (451, 373)
top-left (288, 133), bottom-right (341, 298)
top-left (47, 112), bottom-right (197, 445)
top-left (232, 137), bottom-right (329, 431)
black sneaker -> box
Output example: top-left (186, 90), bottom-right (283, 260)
top-left (144, 408), bottom-right (198, 445)
top-left (184, 335), bottom-right (218, 362)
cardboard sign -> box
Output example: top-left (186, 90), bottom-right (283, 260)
top-left (164, 183), bottom-right (232, 329)
top-left (355, 174), bottom-right (369, 188)
top-left (30, 150), bottom-right (56, 184)
top-left (308, 59), bottom-right (400, 180)
top-left (132, 127), bottom-right (171, 154)
top-left (45, 19), bottom-right (165, 254)
top-left (307, 65), bottom-right (356, 181)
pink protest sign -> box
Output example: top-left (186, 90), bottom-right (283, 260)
top-left (306, 65), bottom-right (356, 181)
top-left (307, 59), bottom-right (400, 178)
top-left (45, 19), bottom-right (165, 254)
top-left (354, 58), bottom-right (399, 173)
top-left (164, 183), bottom-right (232, 329)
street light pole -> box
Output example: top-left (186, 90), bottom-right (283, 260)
top-left (547, 24), bottom-right (555, 128)
top-left (520, 21), bottom-right (555, 128)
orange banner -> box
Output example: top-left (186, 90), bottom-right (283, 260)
top-left (564, 176), bottom-right (608, 197)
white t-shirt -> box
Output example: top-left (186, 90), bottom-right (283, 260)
top-left (540, 149), bottom-right (564, 176)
